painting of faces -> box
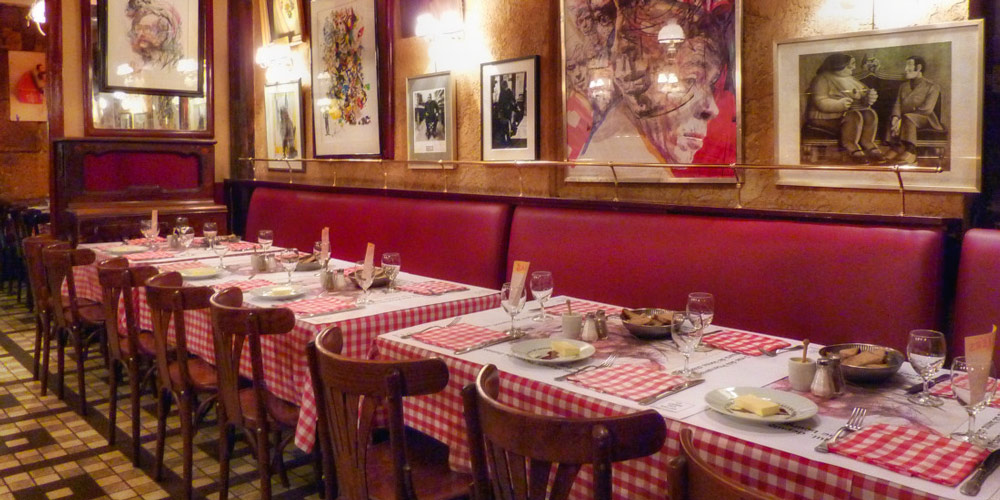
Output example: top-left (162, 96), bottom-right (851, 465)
top-left (563, 0), bottom-right (738, 182)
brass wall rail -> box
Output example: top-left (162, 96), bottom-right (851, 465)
top-left (239, 157), bottom-right (943, 216)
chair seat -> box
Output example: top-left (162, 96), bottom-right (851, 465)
top-left (167, 356), bottom-right (219, 392)
top-left (118, 331), bottom-right (158, 358)
top-left (366, 429), bottom-right (470, 500)
top-left (61, 297), bottom-right (105, 325)
top-left (238, 387), bottom-right (299, 428)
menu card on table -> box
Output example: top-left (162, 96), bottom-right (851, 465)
top-left (510, 260), bottom-right (529, 300)
top-left (363, 242), bottom-right (375, 281)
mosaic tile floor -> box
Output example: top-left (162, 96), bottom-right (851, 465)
top-left (0, 288), bottom-right (323, 499)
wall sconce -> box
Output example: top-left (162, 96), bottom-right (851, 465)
top-left (27, 0), bottom-right (46, 36)
top-left (255, 42), bottom-right (305, 84)
top-left (415, 9), bottom-right (465, 72)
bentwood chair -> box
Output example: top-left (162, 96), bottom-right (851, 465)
top-left (21, 235), bottom-right (57, 381)
top-left (96, 258), bottom-right (160, 465)
top-left (145, 272), bottom-right (218, 500)
top-left (307, 326), bottom-right (471, 500)
top-left (462, 364), bottom-right (666, 500)
top-left (210, 287), bottom-right (304, 500)
top-left (667, 427), bottom-right (782, 500)
top-left (41, 245), bottom-right (106, 414)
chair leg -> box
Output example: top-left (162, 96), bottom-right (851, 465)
top-left (107, 360), bottom-right (120, 446)
top-left (32, 315), bottom-right (42, 380)
top-left (273, 430), bottom-right (290, 488)
top-left (256, 428), bottom-right (272, 500)
top-left (178, 392), bottom-right (195, 500)
top-left (73, 328), bottom-right (87, 415)
top-left (153, 388), bottom-right (172, 482)
top-left (40, 323), bottom-right (52, 396)
top-left (56, 328), bottom-right (66, 400)
top-left (219, 423), bottom-right (235, 500)
top-left (128, 361), bottom-right (142, 466)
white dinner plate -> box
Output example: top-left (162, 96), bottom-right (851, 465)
top-left (705, 387), bottom-right (818, 423)
top-left (248, 285), bottom-right (307, 301)
top-left (105, 245), bottom-right (149, 255)
top-left (177, 267), bottom-right (221, 280)
top-left (510, 339), bottom-right (595, 365)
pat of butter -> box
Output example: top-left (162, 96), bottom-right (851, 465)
top-left (269, 287), bottom-right (294, 296)
top-left (731, 394), bottom-right (780, 417)
top-left (551, 340), bottom-right (580, 358)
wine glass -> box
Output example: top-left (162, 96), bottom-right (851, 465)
top-left (211, 237), bottom-right (230, 270)
top-left (203, 221), bottom-right (218, 243)
top-left (257, 229), bottom-right (274, 252)
top-left (907, 329), bottom-right (947, 407)
top-left (688, 292), bottom-right (715, 351)
top-left (176, 226), bottom-right (195, 254)
top-left (950, 356), bottom-right (998, 445)
top-left (529, 271), bottom-right (554, 321)
top-left (382, 252), bottom-right (401, 291)
top-left (354, 260), bottom-right (376, 306)
top-left (500, 282), bottom-right (527, 336)
top-left (174, 217), bottom-right (189, 232)
top-left (672, 311), bottom-right (705, 379)
top-left (139, 219), bottom-right (158, 247)
top-left (276, 250), bottom-right (300, 286)
top-left (313, 241), bottom-right (330, 277)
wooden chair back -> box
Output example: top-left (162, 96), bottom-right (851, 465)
top-left (667, 428), bottom-right (782, 500)
top-left (462, 364), bottom-right (666, 500)
top-left (96, 257), bottom-right (158, 364)
top-left (22, 235), bottom-right (60, 315)
top-left (41, 245), bottom-right (97, 331)
top-left (209, 286), bottom-right (296, 428)
top-left (144, 272), bottom-right (214, 395)
top-left (307, 326), bottom-right (450, 500)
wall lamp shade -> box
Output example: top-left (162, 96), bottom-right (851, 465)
top-left (28, 0), bottom-right (45, 35)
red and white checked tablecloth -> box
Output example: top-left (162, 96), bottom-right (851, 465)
top-left (211, 279), bottom-right (276, 291)
top-left (703, 329), bottom-right (791, 356)
top-left (374, 337), bottom-right (951, 500)
top-left (545, 300), bottom-right (618, 316)
top-left (411, 324), bottom-right (507, 351)
top-left (567, 364), bottom-right (687, 402)
top-left (282, 296), bottom-right (355, 316)
top-left (396, 281), bottom-right (468, 295)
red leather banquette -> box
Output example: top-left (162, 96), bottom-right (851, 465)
top-left (950, 229), bottom-right (1000, 358)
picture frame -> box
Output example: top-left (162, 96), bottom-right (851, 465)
top-left (264, 0), bottom-right (304, 44)
top-left (481, 56), bottom-right (539, 161)
top-left (561, 0), bottom-right (741, 183)
top-left (775, 20), bottom-right (983, 193)
top-left (8, 50), bottom-right (46, 122)
top-left (99, 0), bottom-right (205, 96)
top-left (309, 0), bottom-right (394, 158)
top-left (264, 81), bottom-right (305, 172)
top-left (406, 71), bottom-right (456, 163)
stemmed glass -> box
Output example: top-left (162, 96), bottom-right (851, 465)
top-left (382, 252), bottom-right (401, 291)
top-left (202, 222), bottom-right (218, 243)
top-left (211, 237), bottom-right (230, 270)
top-left (530, 271), bottom-right (554, 321)
top-left (355, 260), bottom-right (376, 306)
top-left (672, 311), bottom-right (705, 379)
top-left (175, 226), bottom-right (195, 254)
top-left (139, 219), bottom-right (159, 248)
top-left (313, 241), bottom-right (330, 276)
top-left (950, 356), bottom-right (998, 445)
top-left (907, 329), bottom-right (947, 407)
top-left (257, 229), bottom-right (274, 252)
top-left (688, 292), bottom-right (714, 351)
top-left (276, 250), bottom-right (300, 286)
top-left (500, 282), bottom-right (527, 336)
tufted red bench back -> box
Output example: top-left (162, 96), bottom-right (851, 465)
top-left (245, 188), bottom-right (512, 289)
top-left (950, 229), bottom-right (1000, 358)
top-left (507, 206), bottom-right (945, 352)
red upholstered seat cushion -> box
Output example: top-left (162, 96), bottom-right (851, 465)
top-left (951, 229), bottom-right (1000, 357)
top-left (507, 206), bottom-right (945, 353)
top-left (244, 188), bottom-right (511, 288)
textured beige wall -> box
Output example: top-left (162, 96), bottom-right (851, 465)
top-left (251, 0), bottom-right (973, 218)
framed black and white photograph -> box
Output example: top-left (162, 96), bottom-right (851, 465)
top-left (481, 56), bottom-right (538, 161)
top-left (100, 0), bottom-right (204, 96)
top-left (264, 81), bottom-right (305, 172)
top-left (406, 72), bottom-right (455, 163)
top-left (264, 0), bottom-right (304, 44)
top-left (775, 20), bottom-right (983, 192)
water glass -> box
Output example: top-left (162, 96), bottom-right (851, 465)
top-left (354, 261), bottom-right (376, 306)
top-left (211, 237), bottom-right (230, 270)
top-left (530, 271), bottom-right (554, 321)
top-left (176, 226), bottom-right (195, 253)
top-left (382, 252), bottom-right (401, 291)
top-left (139, 219), bottom-right (158, 247)
top-left (907, 329), bottom-right (947, 407)
top-left (313, 241), bottom-right (330, 275)
top-left (277, 250), bottom-right (300, 285)
top-left (950, 356), bottom-right (998, 445)
top-left (688, 292), bottom-right (714, 351)
top-left (672, 311), bottom-right (705, 379)
top-left (203, 221), bottom-right (218, 242)
top-left (257, 229), bottom-right (274, 252)
top-left (500, 282), bottom-right (527, 336)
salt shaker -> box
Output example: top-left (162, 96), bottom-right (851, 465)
top-left (595, 310), bottom-right (609, 339)
top-left (581, 313), bottom-right (599, 342)
top-left (810, 356), bottom-right (845, 398)
top-left (333, 269), bottom-right (349, 290)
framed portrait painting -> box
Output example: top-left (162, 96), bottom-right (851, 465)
top-left (264, 0), bottom-right (304, 44)
top-left (310, 0), bottom-right (392, 158)
top-left (406, 72), bottom-right (455, 163)
top-left (481, 56), bottom-right (539, 161)
top-left (264, 81), bottom-right (305, 172)
top-left (561, 0), bottom-right (740, 183)
top-left (775, 20), bottom-right (983, 192)
top-left (100, 0), bottom-right (205, 96)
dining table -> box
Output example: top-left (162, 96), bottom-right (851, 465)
top-left (375, 295), bottom-right (1000, 500)
top-left (71, 240), bottom-right (500, 450)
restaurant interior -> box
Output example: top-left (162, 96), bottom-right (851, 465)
top-left (3, 0), bottom-right (1000, 499)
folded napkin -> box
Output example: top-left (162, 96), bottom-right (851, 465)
top-left (123, 251), bottom-right (175, 261)
top-left (411, 324), bottom-right (508, 352)
top-left (702, 330), bottom-right (790, 356)
top-left (213, 279), bottom-right (275, 292)
top-left (282, 296), bottom-right (355, 316)
top-left (829, 423), bottom-right (988, 486)
top-left (225, 241), bottom-right (258, 251)
top-left (546, 300), bottom-right (616, 317)
top-left (158, 261), bottom-right (212, 271)
top-left (397, 281), bottom-right (468, 295)
top-left (568, 364), bottom-right (687, 402)
top-left (929, 376), bottom-right (1000, 408)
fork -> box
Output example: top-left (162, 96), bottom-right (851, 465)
top-left (554, 354), bottom-right (618, 382)
top-left (400, 316), bottom-right (462, 339)
top-left (815, 407), bottom-right (867, 453)
top-left (758, 344), bottom-right (804, 357)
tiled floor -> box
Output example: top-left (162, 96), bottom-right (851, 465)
top-left (0, 288), bottom-right (322, 499)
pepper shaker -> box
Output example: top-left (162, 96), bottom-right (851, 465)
top-left (595, 310), bottom-right (609, 339)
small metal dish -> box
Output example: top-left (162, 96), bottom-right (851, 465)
top-left (818, 343), bottom-right (904, 383)
top-left (619, 308), bottom-right (676, 340)
top-left (346, 267), bottom-right (390, 288)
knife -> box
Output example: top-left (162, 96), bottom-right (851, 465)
top-left (638, 378), bottom-right (705, 406)
top-left (454, 333), bottom-right (524, 355)
top-left (961, 447), bottom-right (1000, 495)
top-left (904, 373), bottom-right (950, 394)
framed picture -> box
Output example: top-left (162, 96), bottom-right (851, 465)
top-left (264, 0), bottom-right (304, 44)
top-left (481, 56), bottom-right (539, 161)
top-left (406, 72), bottom-right (456, 163)
top-left (561, 0), bottom-right (740, 183)
top-left (8, 51), bottom-right (46, 122)
top-left (264, 81), bottom-right (305, 172)
top-left (775, 20), bottom-right (983, 193)
top-left (99, 0), bottom-right (205, 96)
top-left (310, 0), bottom-right (393, 158)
